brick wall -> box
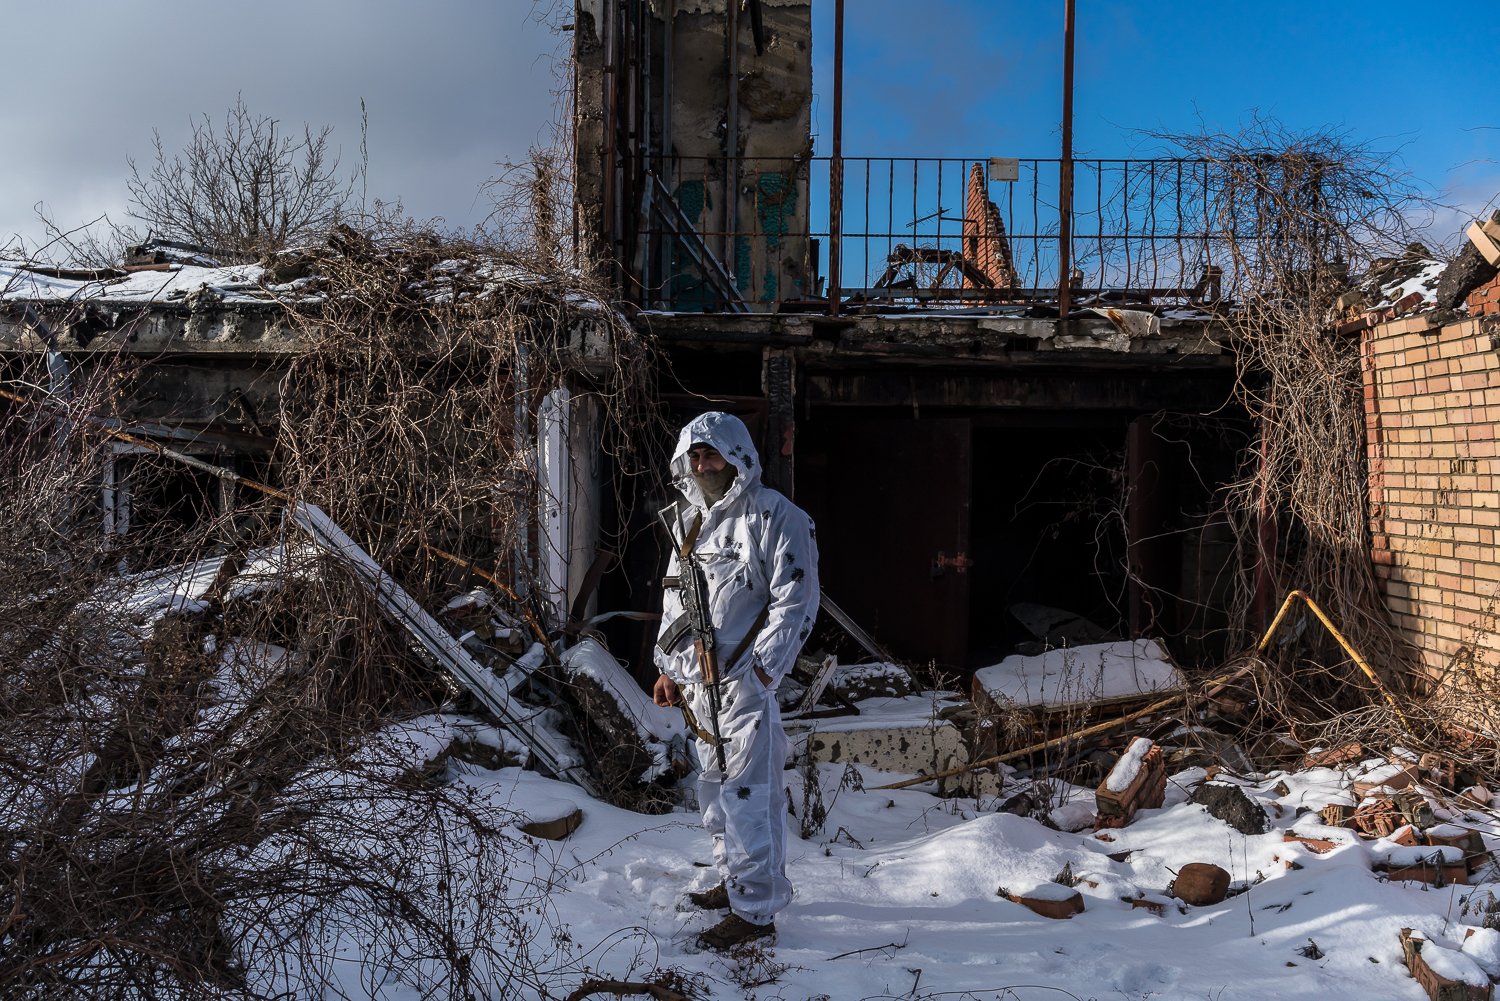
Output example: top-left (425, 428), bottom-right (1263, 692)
top-left (1468, 271), bottom-right (1500, 319)
top-left (961, 164), bottom-right (1017, 289)
top-left (1364, 292), bottom-right (1500, 685)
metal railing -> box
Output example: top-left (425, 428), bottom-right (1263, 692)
top-left (630, 155), bottom-right (1254, 313)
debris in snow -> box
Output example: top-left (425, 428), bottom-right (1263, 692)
top-left (1362, 248), bottom-right (1446, 316)
top-left (1188, 780), bottom-right (1269, 835)
top-left (1461, 927), bottom-right (1500, 980)
top-left (1105, 736), bottom-right (1155, 793)
top-left (1401, 928), bottom-right (1494, 1001)
top-left (1376, 844), bottom-right (1465, 868)
top-left (519, 804), bottom-right (585, 841)
top-left (559, 638), bottom-right (688, 811)
top-left (1354, 788), bottom-right (1436, 838)
top-left (1172, 863), bottom-right (1230, 906)
top-left (826, 660), bottom-right (913, 702)
top-left (1094, 736), bottom-right (1165, 830)
top-left (1460, 785), bottom-right (1495, 811)
top-left (1435, 212), bottom-right (1500, 315)
top-left (1001, 879), bottom-right (1086, 919)
top-left (972, 638), bottom-right (1183, 714)
top-left (1352, 760), bottom-right (1422, 799)
top-left (1302, 741), bottom-right (1365, 770)
top-left (798, 691), bottom-right (991, 796)
top-left (1285, 816), bottom-right (1360, 854)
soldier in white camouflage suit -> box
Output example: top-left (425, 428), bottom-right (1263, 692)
top-left (652, 412), bottom-right (819, 950)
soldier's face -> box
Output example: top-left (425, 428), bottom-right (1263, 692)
top-left (688, 446), bottom-right (727, 475)
top-left (688, 445), bottom-right (735, 503)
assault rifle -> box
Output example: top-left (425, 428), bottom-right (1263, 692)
top-left (658, 506), bottom-right (730, 776)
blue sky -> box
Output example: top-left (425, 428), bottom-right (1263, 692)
top-left (3, 1), bottom-right (1493, 257)
top-left (812, 0), bottom-right (1499, 244)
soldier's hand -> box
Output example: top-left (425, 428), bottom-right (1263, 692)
top-left (652, 673), bottom-right (680, 708)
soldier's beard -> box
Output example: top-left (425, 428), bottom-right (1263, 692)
top-left (694, 466), bottom-right (737, 506)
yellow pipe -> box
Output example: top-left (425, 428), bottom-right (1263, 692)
top-left (1257, 589), bottom-right (1413, 734)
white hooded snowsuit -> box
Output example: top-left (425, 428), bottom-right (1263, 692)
top-left (655, 412), bottom-right (819, 925)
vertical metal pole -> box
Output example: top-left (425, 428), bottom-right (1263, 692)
top-left (726, 0), bottom-right (740, 294)
top-left (1058, 0), bottom-right (1075, 319)
top-left (827, 0), bottom-right (845, 316)
top-left (602, 0), bottom-right (617, 288)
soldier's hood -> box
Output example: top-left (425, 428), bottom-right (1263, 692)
top-left (670, 411), bottom-right (762, 512)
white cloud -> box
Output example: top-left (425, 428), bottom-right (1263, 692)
top-left (0, 0), bottom-right (569, 253)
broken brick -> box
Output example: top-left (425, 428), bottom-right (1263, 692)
top-left (1352, 761), bottom-right (1421, 800)
top-left (1002, 886), bottom-right (1085, 920)
top-left (1352, 790), bottom-right (1433, 838)
top-left (1390, 824), bottom-right (1424, 848)
top-left (1400, 928), bottom-right (1493, 1001)
top-left (1093, 737), bottom-right (1166, 829)
top-left (1283, 832), bottom-right (1342, 855)
top-left (1379, 859), bottom-right (1470, 887)
top-left (1420, 751), bottom-right (1459, 790)
top-left (1458, 785), bottom-right (1493, 811)
top-left (1300, 742), bottom-right (1363, 770)
top-left (1321, 803), bottom-right (1355, 828)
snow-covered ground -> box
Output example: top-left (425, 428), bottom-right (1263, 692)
top-left (362, 714), bottom-right (1500, 1001)
top-left (40, 558), bottom-right (1499, 999)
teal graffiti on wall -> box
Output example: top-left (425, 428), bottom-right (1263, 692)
top-left (669, 180), bottom-right (715, 311)
top-left (755, 172), bottom-right (799, 302)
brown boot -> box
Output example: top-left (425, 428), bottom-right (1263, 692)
top-left (685, 881), bottom-right (730, 910)
top-left (696, 913), bottom-right (775, 951)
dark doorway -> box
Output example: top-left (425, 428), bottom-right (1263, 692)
top-left (967, 419), bottom-right (1129, 668)
top-left (798, 415), bottom-right (971, 671)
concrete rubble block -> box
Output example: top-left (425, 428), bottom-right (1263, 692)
top-left (1401, 928), bottom-right (1494, 1001)
top-left (803, 697), bottom-right (1000, 797)
top-left (1187, 781), bottom-right (1268, 835)
top-left (1001, 881), bottom-right (1085, 920)
top-left (1093, 737), bottom-right (1166, 829)
top-left (520, 805), bottom-right (584, 841)
top-left (1172, 863), bottom-right (1230, 906)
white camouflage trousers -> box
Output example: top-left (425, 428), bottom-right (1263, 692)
top-left (686, 674), bottom-right (792, 924)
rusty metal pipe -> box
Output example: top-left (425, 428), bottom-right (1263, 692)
top-left (1256, 589), bottom-right (1413, 734)
top-left (827, 0), bottom-right (845, 316)
top-left (1058, 0), bottom-right (1075, 319)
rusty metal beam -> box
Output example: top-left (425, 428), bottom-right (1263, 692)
top-left (1058, 0), bottom-right (1076, 319)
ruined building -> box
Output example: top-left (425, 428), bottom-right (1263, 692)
top-left (576, 0), bottom-right (1248, 676)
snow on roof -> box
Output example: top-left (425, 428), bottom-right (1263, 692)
top-left (0, 253), bottom-right (601, 313)
top-left (1, 259), bottom-right (280, 308)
